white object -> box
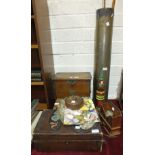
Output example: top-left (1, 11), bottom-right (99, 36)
top-left (55, 102), bottom-right (59, 106)
top-left (92, 129), bottom-right (99, 133)
top-left (106, 21), bottom-right (110, 26)
top-left (103, 67), bottom-right (108, 71)
top-left (75, 126), bottom-right (80, 129)
top-left (71, 100), bottom-right (76, 104)
top-left (31, 111), bottom-right (42, 140)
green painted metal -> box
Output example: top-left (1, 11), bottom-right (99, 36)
top-left (94, 8), bottom-right (114, 101)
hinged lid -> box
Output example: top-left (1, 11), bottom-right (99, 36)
top-left (53, 72), bottom-right (92, 80)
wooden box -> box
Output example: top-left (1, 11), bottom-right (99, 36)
top-left (32, 110), bottom-right (104, 152)
top-left (54, 72), bottom-right (91, 98)
top-left (100, 102), bottom-right (122, 136)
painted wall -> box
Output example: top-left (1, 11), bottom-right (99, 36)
top-left (35, 0), bottom-right (123, 99)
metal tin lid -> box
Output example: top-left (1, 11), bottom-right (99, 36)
top-left (97, 8), bottom-right (114, 18)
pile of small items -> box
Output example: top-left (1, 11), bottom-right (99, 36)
top-left (49, 96), bottom-right (100, 132)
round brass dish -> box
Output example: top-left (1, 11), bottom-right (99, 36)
top-left (65, 96), bottom-right (84, 110)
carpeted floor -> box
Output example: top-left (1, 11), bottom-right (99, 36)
top-left (32, 101), bottom-right (123, 155)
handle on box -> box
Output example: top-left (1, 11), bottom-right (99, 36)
top-left (67, 80), bottom-right (77, 85)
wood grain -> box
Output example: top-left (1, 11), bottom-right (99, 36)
top-left (31, 44), bottom-right (38, 49)
top-left (31, 81), bottom-right (44, 86)
top-left (32, 109), bottom-right (104, 152)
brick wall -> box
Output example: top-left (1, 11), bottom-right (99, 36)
top-left (35, 0), bottom-right (123, 99)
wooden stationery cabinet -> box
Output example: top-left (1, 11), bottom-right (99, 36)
top-left (53, 72), bottom-right (91, 98)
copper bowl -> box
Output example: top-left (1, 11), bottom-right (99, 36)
top-left (65, 96), bottom-right (84, 110)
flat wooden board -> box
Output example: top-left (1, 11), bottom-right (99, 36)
top-left (31, 81), bottom-right (44, 86)
top-left (36, 103), bottom-right (48, 110)
top-left (31, 44), bottom-right (38, 49)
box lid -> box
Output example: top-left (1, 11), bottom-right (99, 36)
top-left (53, 72), bottom-right (91, 80)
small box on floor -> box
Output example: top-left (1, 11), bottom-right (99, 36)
top-left (99, 102), bottom-right (122, 137)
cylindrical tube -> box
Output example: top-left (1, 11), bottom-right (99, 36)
top-left (94, 8), bottom-right (114, 102)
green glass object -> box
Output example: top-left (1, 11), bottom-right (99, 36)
top-left (51, 112), bottom-right (60, 122)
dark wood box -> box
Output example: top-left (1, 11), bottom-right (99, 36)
top-left (32, 110), bottom-right (104, 152)
top-left (100, 102), bottom-right (122, 136)
top-left (53, 72), bottom-right (91, 98)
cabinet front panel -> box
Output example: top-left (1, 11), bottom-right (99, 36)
top-left (55, 80), bottom-right (90, 98)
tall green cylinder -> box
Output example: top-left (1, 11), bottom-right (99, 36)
top-left (94, 8), bottom-right (114, 102)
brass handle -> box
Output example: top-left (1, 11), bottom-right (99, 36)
top-left (67, 80), bottom-right (76, 85)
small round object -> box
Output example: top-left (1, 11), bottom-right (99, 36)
top-left (105, 110), bottom-right (113, 117)
top-left (49, 120), bottom-right (62, 132)
top-left (106, 21), bottom-right (110, 26)
top-left (73, 125), bottom-right (81, 133)
top-left (80, 121), bottom-right (95, 130)
top-left (65, 96), bottom-right (84, 110)
top-left (51, 114), bottom-right (59, 122)
top-left (112, 107), bottom-right (115, 111)
top-left (80, 122), bottom-right (98, 133)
